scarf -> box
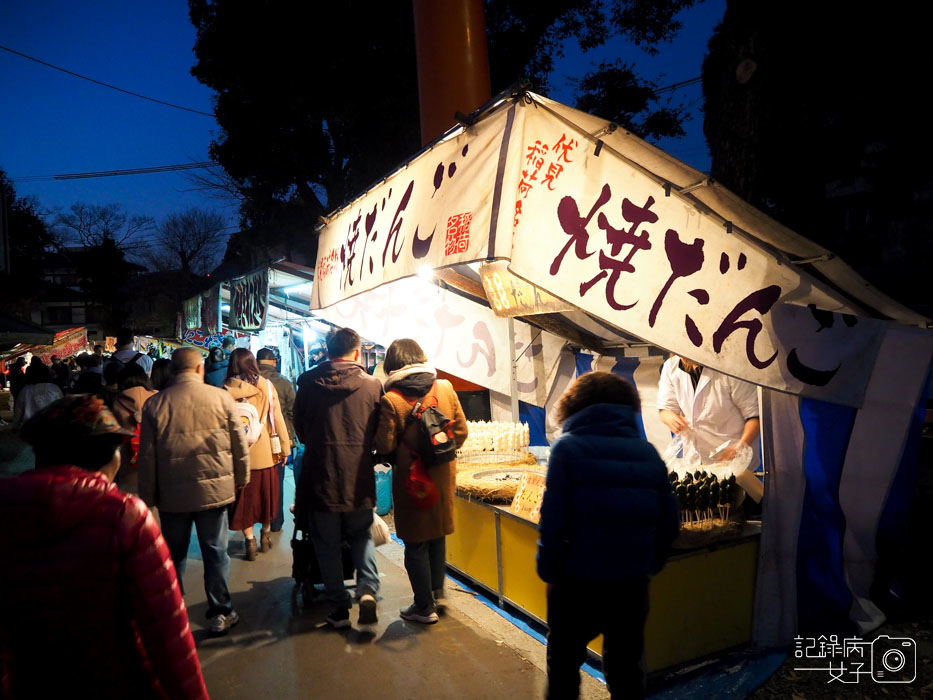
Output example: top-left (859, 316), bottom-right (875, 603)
top-left (383, 363), bottom-right (436, 397)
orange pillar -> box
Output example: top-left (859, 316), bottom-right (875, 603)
top-left (412, 0), bottom-right (492, 146)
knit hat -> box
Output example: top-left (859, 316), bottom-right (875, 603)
top-left (21, 394), bottom-right (134, 446)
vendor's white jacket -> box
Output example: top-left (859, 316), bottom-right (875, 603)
top-left (656, 356), bottom-right (760, 470)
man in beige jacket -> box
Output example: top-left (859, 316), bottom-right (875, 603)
top-left (138, 347), bottom-right (250, 636)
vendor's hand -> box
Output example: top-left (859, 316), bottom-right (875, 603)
top-left (659, 410), bottom-right (690, 434)
top-left (716, 445), bottom-right (738, 462)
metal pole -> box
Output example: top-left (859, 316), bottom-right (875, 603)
top-left (508, 317), bottom-right (519, 421)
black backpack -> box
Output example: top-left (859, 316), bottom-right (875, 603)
top-left (393, 382), bottom-right (458, 467)
top-left (110, 352), bottom-right (144, 368)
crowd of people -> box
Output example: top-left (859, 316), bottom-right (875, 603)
top-left (0, 323), bottom-right (686, 699)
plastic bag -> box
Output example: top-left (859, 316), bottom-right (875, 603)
top-left (708, 440), bottom-right (753, 471)
top-left (661, 428), bottom-right (700, 471)
top-left (371, 512), bottom-right (391, 547)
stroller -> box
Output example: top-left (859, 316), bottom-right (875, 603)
top-left (291, 506), bottom-right (355, 604)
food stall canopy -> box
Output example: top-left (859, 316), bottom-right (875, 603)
top-left (6, 326), bottom-right (88, 364)
top-left (311, 90), bottom-right (928, 408)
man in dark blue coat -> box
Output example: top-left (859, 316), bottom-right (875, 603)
top-left (537, 371), bottom-right (679, 699)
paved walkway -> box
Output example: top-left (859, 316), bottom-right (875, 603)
top-left (0, 416), bottom-right (609, 699)
top-left (177, 470), bottom-right (610, 700)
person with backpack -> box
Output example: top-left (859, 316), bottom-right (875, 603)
top-left (373, 338), bottom-right (468, 624)
top-left (108, 329), bottom-right (154, 377)
top-left (111, 363), bottom-right (157, 495)
top-left (224, 348), bottom-right (291, 561)
top-left (293, 327), bottom-right (383, 629)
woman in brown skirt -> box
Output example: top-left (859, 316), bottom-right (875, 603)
top-left (225, 348), bottom-right (291, 559)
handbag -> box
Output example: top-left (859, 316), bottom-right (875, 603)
top-left (405, 452), bottom-right (439, 510)
top-left (264, 379), bottom-right (284, 460)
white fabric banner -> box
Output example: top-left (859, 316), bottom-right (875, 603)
top-left (507, 103), bottom-right (885, 406)
top-left (314, 276), bottom-right (566, 408)
top-left (311, 105), bottom-right (517, 310)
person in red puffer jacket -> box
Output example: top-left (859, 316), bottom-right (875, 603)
top-left (0, 395), bottom-right (209, 700)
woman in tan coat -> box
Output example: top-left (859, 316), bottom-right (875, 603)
top-left (225, 348), bottom-right (291, 559)
top-left (110, 363), bottom-right (157, 495)
top-left (374, 339), bottom-right (467, 624)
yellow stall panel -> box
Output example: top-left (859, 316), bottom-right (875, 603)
top-left (644, 540), bottom-right (759, 671)
top-left (477, 501), bottom-right (759, 673)
top-left (500, 513), bottom-right (548, 623)
top-left (447, 497), bottom-right (499, 591)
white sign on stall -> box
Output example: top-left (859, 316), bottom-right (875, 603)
top-left (311, 105), bottom-right (517, 310)
top-left (314, 276), bottom-right (567, 408)
top-left (312, 92), bottom-right (889, 407)
top-left (508, 102), bottom-right (885, 406)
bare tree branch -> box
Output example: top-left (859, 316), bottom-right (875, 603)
top-left (48, 202), bottom-right (154, 252)
top-left (144, 207), bottom-right (228, 276)
top-left (182, 165), bottom-right (246, 207)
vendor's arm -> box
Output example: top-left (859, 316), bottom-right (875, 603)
top-left (717, 377), bottom-right (760, 461)
top-left (658, 409), bottom-right (690, 434)
top-left (656, 358), bottom-right (689, 433)
top-left (717, 417), bottom-right (760, 462)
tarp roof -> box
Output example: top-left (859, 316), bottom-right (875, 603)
top-left (309, 89), bottom-right (928, 407)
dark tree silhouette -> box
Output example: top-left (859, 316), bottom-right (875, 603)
top-left (702, 2), bottom-right (932, 313)
top-left (146, 207), bottom-right (227, 276)
top-left (49, 202), bottom-right (153, 254)
top-left (188, 0), bottom-right (700, 269)
top-left (1, 168), bottom-right (55, 290)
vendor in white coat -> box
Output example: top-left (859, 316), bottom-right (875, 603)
top-left (657, 355), bottom-right (761, 470)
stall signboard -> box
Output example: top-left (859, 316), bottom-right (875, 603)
top-left (508, 101), bottom-right (885, 406)
top-left (509, 472), bottom-right (547, 523)
top-left (310, 105), bottom-right (517, 310)
top-left (201, 284), bottom-right (222, 335)
top-left (181, 329), bottom-right (225, 350)
top-left (182, 328), bottom-right (249, 350)
top-left (313, 276), bottom-right (567, 408)
top-left (312, 93), bottom-right (887, 406)
top-left (21, 327), bottom-right (87, 365)
top-left (229, 270), bottom-right (270, 331)
top-left (183, 295), bottom-right (201, 331)
top-left (479, 260), bottom-right (574, 317)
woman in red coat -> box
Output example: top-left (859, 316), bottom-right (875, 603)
top-left (0, 395), bottom-right (209, 700)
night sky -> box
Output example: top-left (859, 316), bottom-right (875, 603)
top-left (1, 0), bottom-right (724, 235)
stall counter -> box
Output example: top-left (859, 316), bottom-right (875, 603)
top-left (446, 494), bottom-right (759, 672)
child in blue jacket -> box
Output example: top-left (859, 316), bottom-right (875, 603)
top-left (537, 371), bottom-right (679, 699)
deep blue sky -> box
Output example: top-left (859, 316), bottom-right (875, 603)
top-left (1, 0), bottom-right (724, 233)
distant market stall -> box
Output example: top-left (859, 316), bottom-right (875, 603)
top-left (180, 261), bottom-right (344, 383)
top-left (1, 325), bottom-right (87, 364)
top-left (307, 88), bottom-right (933, 669)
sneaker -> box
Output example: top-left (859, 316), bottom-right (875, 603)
top-left (209, 611), bottom-right (240, 636)
top-left (326, 606), bottom-right (351, 629)
top-left (358, 593), bottom-right (378, 625)
top-left (399, 603), bottom-right (438, 624)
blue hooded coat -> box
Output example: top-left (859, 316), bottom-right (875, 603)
top-left (537, 403), bottom-right (680, 583)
